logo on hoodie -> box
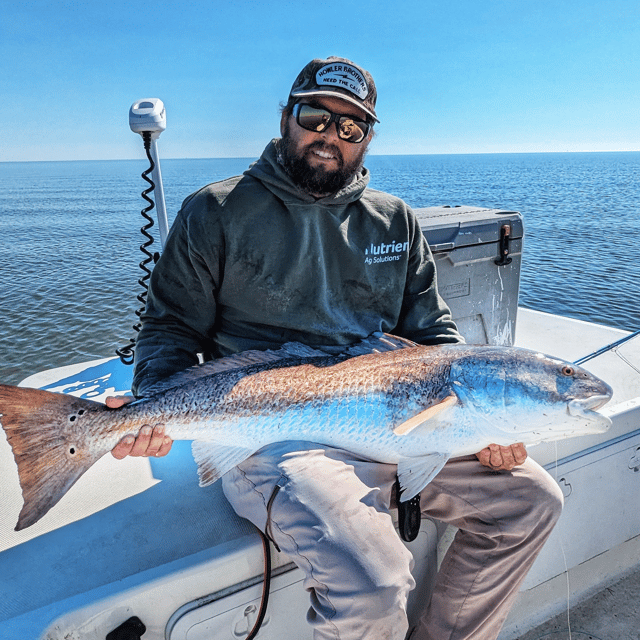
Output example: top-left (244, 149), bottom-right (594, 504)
top-left (364, 240), bottom-right (409, 265)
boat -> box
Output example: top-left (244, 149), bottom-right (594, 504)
top-left (1, 103), bottom-right (639, 640)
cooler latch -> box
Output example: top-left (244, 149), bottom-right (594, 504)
top-left (495, 224), bottom-right (513, 266)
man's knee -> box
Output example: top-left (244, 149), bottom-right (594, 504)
top-left (538, 473), bottom-right (564, 522)
top-left (510, 462), bottom-right (564, 537)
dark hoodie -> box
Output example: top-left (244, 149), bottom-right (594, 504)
top-left (132, 140), bottom-right (462, 396)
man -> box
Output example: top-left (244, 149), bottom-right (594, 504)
top-left (108, 57), bottom-right (562, 640)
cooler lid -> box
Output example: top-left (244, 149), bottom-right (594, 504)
top-left (414, 206), bottom-right (523, 252)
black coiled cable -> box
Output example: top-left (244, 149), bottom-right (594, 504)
top-left (117, 131), bottom-right (158, 365)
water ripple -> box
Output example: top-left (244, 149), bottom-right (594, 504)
top-left (1, 153), bottom-right (638, 385)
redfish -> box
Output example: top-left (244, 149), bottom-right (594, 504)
top-left (0, 334), bottom-right (612, 530)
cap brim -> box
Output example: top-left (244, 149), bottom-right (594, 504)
top-left (290, 89), bottom-right (379, 123)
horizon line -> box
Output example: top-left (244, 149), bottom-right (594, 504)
top-left (2, 148), bottom-right (640, 165)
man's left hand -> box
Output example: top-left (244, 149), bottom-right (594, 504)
top-left (106, 396), bottom-right (173, 459)
top-left (476, 443), bottom-right (527, 471)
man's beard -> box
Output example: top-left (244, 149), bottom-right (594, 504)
top-left (279, 122), bottom-right (367, 197)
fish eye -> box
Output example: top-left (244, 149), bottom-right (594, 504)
top-left (561, 365), bottom-right (575, 377)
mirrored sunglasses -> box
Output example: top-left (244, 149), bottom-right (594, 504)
top-left (293, 103), bottom-right (371, 143)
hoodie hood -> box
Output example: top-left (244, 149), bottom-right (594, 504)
top-left (244, 139), bottom-right (371, 206)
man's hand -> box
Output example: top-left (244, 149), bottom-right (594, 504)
top-left (476, 443), bottom-right (527, 471)
top-left (106, 395), bottom-right (173, 459)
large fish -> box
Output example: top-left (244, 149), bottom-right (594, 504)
top-left (0, 334), bottom-right (612, 531)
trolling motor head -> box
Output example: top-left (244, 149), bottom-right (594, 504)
top-left (129, 98), bottom-right (166, 139)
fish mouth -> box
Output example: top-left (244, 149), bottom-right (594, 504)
top-left (567, 395), bottom-right (612, 431)
top-left (571, 394), bottom-right (611, 412)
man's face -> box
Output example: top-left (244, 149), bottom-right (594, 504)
top-left (279, 96), bottom-right (373, 197)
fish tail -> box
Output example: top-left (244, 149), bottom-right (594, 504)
top-left (0, 384), bottom-right (108, 530)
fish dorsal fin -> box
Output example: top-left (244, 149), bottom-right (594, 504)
top-left (397, 453), bottom-right (450, 501)
top-left (191, 441), bottom-right (261, 487)
top-left (393, 394), bottom-right (458, 436)
top-left (143, 333), bottom-right (414, 395)
top-left (144, 342), bottom-right (329, 395)
top-left (343, 332), bottom-right (418, 358)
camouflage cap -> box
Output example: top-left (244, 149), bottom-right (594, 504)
top-left (289, 56), bottom-right (379, 123)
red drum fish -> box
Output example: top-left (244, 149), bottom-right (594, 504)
top-left (0, 334), bottom-right (612, 530)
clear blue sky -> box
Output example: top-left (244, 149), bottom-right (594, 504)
top-left (1, 0), bottom-right (639, 162)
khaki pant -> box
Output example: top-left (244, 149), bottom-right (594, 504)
top-left (221, 442), bottom-right (563, 640)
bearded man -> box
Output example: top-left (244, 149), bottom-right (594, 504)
top-left (108, 57), bottom-right (562, 640)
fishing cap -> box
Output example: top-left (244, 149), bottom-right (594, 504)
top-left (289, 56), bottom-right (379, 123)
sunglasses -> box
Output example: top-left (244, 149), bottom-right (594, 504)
top-left (292, 103), bottom-right (371, 143)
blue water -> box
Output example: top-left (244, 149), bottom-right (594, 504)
top-left (1, 152), bottom-right (639, 385)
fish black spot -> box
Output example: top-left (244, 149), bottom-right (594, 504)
top-left (78, 409), bottom-right (85, 415)
top-left (69, 447), bottom-right (76, 455)
top-left (69, 415), bottom-right (76, 422)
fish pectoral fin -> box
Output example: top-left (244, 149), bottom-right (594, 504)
top-left (397, 453), bottom-right (450, 501)
top-left (191, 441), bottom-right (259, 487)
top-left (393, 394), bottom-right (458, 436)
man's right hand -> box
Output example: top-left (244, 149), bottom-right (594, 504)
top-left (106, 395), bottom-right (173, 459)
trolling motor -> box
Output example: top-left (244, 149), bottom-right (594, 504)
top-left (116, 98), bottom-right (169, 365)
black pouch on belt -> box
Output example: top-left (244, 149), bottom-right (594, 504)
top-left (396, 477), bottom-right (421, 542)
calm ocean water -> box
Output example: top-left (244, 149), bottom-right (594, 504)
top-left (1, 152), bottom-right (639, 385)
